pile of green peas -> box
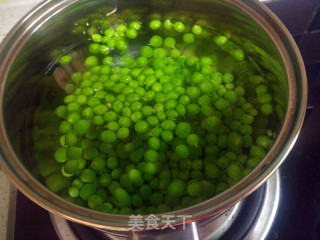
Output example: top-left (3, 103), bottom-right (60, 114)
top-left (36, 11), bottom-right (277, 215)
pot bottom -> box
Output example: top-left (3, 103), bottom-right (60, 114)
top-left (50, 171), bottom-right (280, 240)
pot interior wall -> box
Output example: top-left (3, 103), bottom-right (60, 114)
top-left (0, 0), bottom-right (289, 224)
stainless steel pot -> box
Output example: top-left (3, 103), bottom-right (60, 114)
top-left (0, 0), bottom-right (307, 233)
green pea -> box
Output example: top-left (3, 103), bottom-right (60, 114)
top-left (173, 21), bottom-right (185, 32)
top-left (129, 21), bottom-right (141, 30)
top-left (59, 55), bottom-right (72, 65)
top-left (85, 56), bottom-right (98, 68)
top-left (65, 132), bottom-right (78, 146)
top-left (113, 188), bottom-right (131, 208)
top-left (171, 49), bottom-right (181, 58)
top-left (247, 157), bottom-right (261, 168)
top-left (100, 130), bottom-right (117, 143)
top-left (79, 183), bottom-right (95, 200)
top-left (164, 37), bottom-right (176, 48)
top-left (163, 19), bottom-right (173, 29)
top-left (88, 194), bottom-right (103, 210)
top-left (118, 116), bottom-right (132, 128)
top-left (144, 149), bottom-right (159, 162)
top-left (261, 103), bottom-right (273, 115)
top-left (192, 25), bottom-right (202, 35)
top-left (175, 122), bottom-right (191, 138)
top-left (59, 121), bottom-right (72, 134)
top-left (126, 28), bottom-right (138, 39)
top-left (150, 192), bottom-right (163, 206)
top-left (175, 144), bottom-right (189, 158)
top-left (146, 116), bottom-right (159, 126)
top-left (117, 127), bottom-right (130, 139)
top-left (161, 130), bottom-right (173, 142)
top-left (66, 147), bottom-right (83, 160)
top-left (250, 145), bottom-right (266, 159)
top-left (130, 111), bottom-right (143, 123)
top-left (168, 179), bottom-right (185, 197)
top-left (205, 164), bottom-right (220, 179)
top-left (227, 163), bottom-right (242, 180)
top-left (256, 135), bottom-right (271, 148)
top-left (183, 33), bottom-right (195, 43)
top-left (115, 39), bottom-right (128, 51)
top-left (233, 49), bottom-right (245, 61)
top-left (128, 169), bottom-right (143, 183)
top-left (214, 35), bottom-right (228, 45)
top-left (63, 160), bottom-right (80, 174)
top-left (133, 120), bottom-right (149, 133)
top-left (187, 104), bottom-right (200, 115)
top-left (73, 119), bottom-right (90, 135)
top-left (89, 156), bottom-right (105, 171)
top-left (140, 46), bottom-right (153, 58)
top-left (149, 35), bottom-right (163, 47)
top-left (68, 186), bottom-right (79, 198)
top-left (150, 20), bottom-right (161, 30)
top-left (55, 147), bottom-right (68, 163)
top-left (186, 134), bottom-right (199, 147)
top-left (140, 185), bottom-right (152, 200)
top-left (186, 86), bottom-right (200, 100)
top-left (187, 181), bottom-right (203, 197)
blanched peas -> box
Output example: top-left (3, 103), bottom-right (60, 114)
top-left (187, 181), bottom-right (203, 197)
top-left (164, 37), bottom-right (176, 48)
top-left (192, 25), bottom-right (202, 35)
top-left (126, 29), bottom-right (138, 39)
top-left (80, 168), bottom-right (96, 183)
top-left (168, 179), bottom-right (185, 197)
top-left (117, 127), bottom-right (130, 139)
top-left (186, 134), bottom-right (199, 147)
top-left (175, 122), bottom-right (191, 138)
top-left (173, 22), bottom-right (185, 32)
top-left (256, 135), bottom-right (271, 148)
top-left (148, 137), bottom-right (161, 150)
top-left (186, 86), bottom-right (200, 100)
top-left (73, 119), bottom-right (90, 135)
top-left (100, 130), bottom-right (117, 143)
top-left (38, 12), bottom-right (279, 215)
top-left (250, 145), bottom-right (266, 159)
top-left (183, 33), bottom-right (195, 44)
top-left (113, 188), bottom-right (131, 208)
top-left (144, 149), bottom-right (159, 162)
top-left (85, 56), bottom-right (98, 67)
top-left (149, 35), bottom-right (163, 47)
top-left (227, 164), bottom-right (242, 180)
top-left (135, 120), bottom-right (149, 133)
top-left (128, 169), bottom-right (143, 183)
top-left (163, 19), bottom-right (173, 29)
top-left (261, 103), bottom-right (273, 115)
top-left (55, 147), bottom-right (68, 163)
top-left (59, 55), bottom-right (72, 65)
top-left (149, 20), bottom-right (161, 30)
top-left (175, 144), bottom-right (189, 158)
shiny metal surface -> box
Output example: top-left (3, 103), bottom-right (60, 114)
top-left (259, 0), bottom-right (281, 3)
top-left (50, 172), bottom-right (280, 239)
top-left (50, 202), bottom-right (242, 239)
top-left (196, 202), bottom-right (242, 240)
top-left (244, 170), bottom-right (280, 240)
top-left (0, 0), bottom-right (307, 232)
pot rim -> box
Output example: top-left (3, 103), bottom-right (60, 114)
top-left (0, 0), bottom-right (307, 231)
